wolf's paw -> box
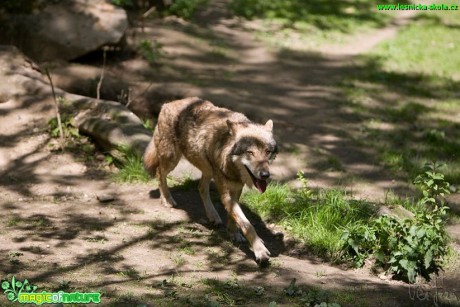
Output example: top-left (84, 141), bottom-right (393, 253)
top-left (253, 239), bottom-right (271, 264)
top-left (229, 231), bottom-right (246, 244)
top-left (207, 211), bottom-right (223, 226)
top-left (161, 196), bottom-right (177, 208)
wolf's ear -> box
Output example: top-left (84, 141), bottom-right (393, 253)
top-left (264, 119), bottom-right (273, 132)
top-left (226, 119), bottom-right (237, 136)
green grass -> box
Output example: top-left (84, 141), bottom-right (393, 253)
top-left (229, 0), bottom-right (408, 48)
top-left (138, 39), bottom-right (163, 65)
top-left (242, 167), bottom-right (454, 283)
top-left (229, 0), bottom-right (401, 32)
top-left (112, 147), bottom-right (151, 183)
top-left (375, 1), bottom-right (460, 80)
top-left (339, 6), bottom-right (460, 185)
top-left (165, 0), bottom-right (208, 19)
top-left (6, 216), bottom-right (22, 227)
top-left (242, 183), bottom-right (376, 261)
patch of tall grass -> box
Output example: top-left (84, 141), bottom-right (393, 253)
top-left (242, 181), bottom-right (376, 261)
top-left (112, 146), bottom-right (151, 183)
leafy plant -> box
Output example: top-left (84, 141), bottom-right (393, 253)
top-left (48, 114), bottom-right (79, 140)
top-left (297, 170), bottom-right (313, 200)
top-left (138, 39), bottom-right (163, 65)
top-left (413, 161), bottom-right (450, 208)
top-left (110, 0), bottom-right (134, 7)
top-left (143, 119), bottom-right (154, 131)
top-left (342, 162), bottom-right (450, 283)
top-left (165, 0), bottom-right (208, 19)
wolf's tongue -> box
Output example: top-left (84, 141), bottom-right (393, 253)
top-left (255, 179), bottom-right (267, 193)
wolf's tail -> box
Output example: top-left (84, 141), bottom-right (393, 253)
top-left (143, 135), bottom-right (159, 177)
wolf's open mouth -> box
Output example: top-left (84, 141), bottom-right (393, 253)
top-left (244, 166), bottom-right (267, 193)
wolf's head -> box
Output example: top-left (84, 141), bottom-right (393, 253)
top-left (228, 119), bottom-right (277, 193)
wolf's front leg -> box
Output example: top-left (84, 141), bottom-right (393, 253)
top-left (231, 203), bottom-right (271, 263)
top-left (221, 192), bottom-right (271, 263)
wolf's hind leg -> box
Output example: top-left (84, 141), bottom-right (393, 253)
top-left (157, 144), bottom-right (181, 208)
top-left (198, 175), bottom-right (222, 225)
top-left (227, 187), bottom-right (245, 242)
top-left (227, 217), bottom-right (246, 243)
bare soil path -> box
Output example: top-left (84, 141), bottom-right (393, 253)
top-left (1, 2), bottom-right (459, 306)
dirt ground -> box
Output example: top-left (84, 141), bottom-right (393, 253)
top-left (1, 2), bottom-right (459, 306)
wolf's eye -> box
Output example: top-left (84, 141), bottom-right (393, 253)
top-left (266, 150), bottom-right (271, 156)
top-left (268, 151), bottom-right (277, 163)
top-left (246, 151), bottom-right (254, 156)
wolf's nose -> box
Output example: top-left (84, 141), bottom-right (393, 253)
top-left (260, 171), bottom-right (270, 179)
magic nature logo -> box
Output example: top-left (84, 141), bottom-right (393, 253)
top-left (2, 276), bottom-right (101, 305)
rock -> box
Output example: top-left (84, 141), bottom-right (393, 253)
top-left (377, 205), bottom-right (415, 220)
top-left (51, 64), bottom-right (130, 102)
top-left (378, 272), bottom-right (389, 280)
top-left (0, 46), bottom-right (151, 158)
top-left (0, 0), bottom-right (128, 61)
top-left (0, 45), bottom-right (48, 103)
top-left (71, 93), bottom-right (152, 157)
top-left (97, 193), bottom-right (116, 203)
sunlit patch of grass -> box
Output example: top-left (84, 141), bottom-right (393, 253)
top-left (230, 0), bottom-right (408, 49)
top-left (242, 183), bottom-right (375, 261)
top-left (112, 146), bottom-right (152, 184)
top-left (167, 172), bottom-right (197, 191)
top-left (375, 8), bottom-right (460, 80)
top-left (339, 8), bottom-right (460, 185)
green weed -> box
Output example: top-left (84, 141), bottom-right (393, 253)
top-left (112, 146), bottom-right (151, 183)
top-left (170, 252), bottom-right (186, 266)
top-left (245, 162), bottom-right (452, 283)
top-left (110, 0), bottom-right (133, 7)
top-left (116, 268), bottom-right (139, 279)
top-left (6, 217), bottom-right (21, 227)
top-left (165, 0), bottom-right (208, 19)
top-left (138, 39), bottom-right (163, 65)
top-left (167, 172), bottom-right (197, 190)
top-left (242, 179), bottom-right (375, 262)
top-left (48, 114), bottom-right (79, 140)
top-left (342, 162), bottom-right (451, 283)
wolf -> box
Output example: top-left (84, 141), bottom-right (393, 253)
top-left (144, 97), bottom-right (277, 263)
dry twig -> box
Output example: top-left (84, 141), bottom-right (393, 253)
top-left (45, 68), bottom-right (64, 148)
top-left (96, 47), bottom-right (107, 100)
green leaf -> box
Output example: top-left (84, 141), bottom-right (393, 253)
top-left (409, 226), bottom-right (417, 236)
top-left (407, 267), bottom-right (416, 283)
top-left (433, 174), bottom-right (444, 180)
top-left (349, 239), bottom-right (359, 254)
top-left (284, 278), bottom-right (297, 296)
top-left (416, 228), bottom-right (425, 238)
top-left (375, 251), bottom-right (385, 263)
top-left (399, 259), bottom-right (409, 270)
top-left (424, 250), bottom-right (433, 269)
